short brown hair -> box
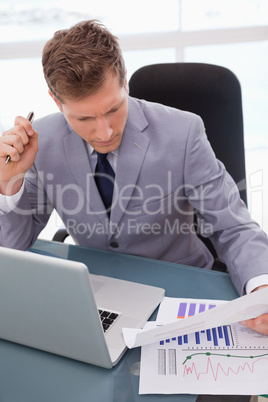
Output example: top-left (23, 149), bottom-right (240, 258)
top-left (42, 20), bottom-right (126, 103)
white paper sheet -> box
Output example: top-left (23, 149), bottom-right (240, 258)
top-left (122, 286), bottom-right (268, 349)
top-left (139, 297), bottom-right (268, 395)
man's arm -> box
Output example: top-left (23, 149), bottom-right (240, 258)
top-left (183, 115), bottom-right (268, 296)
top-left (0, 174), bottom-right (51, 250)
top-left (0, 116), bottom-right (44, 249)
top-left (0, 182), bottom-right (25, 214)
top-left (181, 115), bottom-right (268, 336)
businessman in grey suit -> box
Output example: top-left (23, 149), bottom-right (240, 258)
top-left (0, 20), bottom-right (267, 335)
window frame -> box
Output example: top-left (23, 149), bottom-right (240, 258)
top-left (0, 25), bottom-right (267, 61)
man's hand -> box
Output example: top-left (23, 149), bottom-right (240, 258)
top-left (0, 116), bottom-right (38, 195)
top-left (240, 285), bottom-right (268, 335)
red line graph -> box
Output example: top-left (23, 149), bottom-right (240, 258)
top-left (183, 356), bottom-right (268, 382)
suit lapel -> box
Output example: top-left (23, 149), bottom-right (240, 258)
top-left (109, 98), bottom-right (150, 236)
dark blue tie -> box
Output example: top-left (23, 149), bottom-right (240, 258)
top-left (94, 152), bottom-right (115, 215)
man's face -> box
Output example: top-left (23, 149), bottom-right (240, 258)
top-left (52, 73), bottom-right (129, 154)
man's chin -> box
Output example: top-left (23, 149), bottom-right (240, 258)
top-left (93, 137), bottom-right (122, 153)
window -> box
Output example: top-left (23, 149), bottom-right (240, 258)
top-left (181, 0), bottom-right (268, 30)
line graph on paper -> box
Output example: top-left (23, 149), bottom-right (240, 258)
top-left (182, 352), bottom-right (268, 382)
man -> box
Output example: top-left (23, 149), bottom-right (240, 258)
top-left (0, 20), bottom-right (267, 335)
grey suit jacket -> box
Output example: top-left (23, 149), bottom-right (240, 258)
top-left (1, 96), bottom-right (268, 294)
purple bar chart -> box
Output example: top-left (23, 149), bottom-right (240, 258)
top-left (160, 301), bottom-right (234, 348)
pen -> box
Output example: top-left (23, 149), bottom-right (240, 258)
top-left (5, 111), bottom-right (35, 164)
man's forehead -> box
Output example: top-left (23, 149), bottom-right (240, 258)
top-left (62, 78), bottom-right (127, 118)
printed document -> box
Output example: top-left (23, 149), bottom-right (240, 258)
top-left (138, 296), bottom-right (268, 395)
top-left (123, 287), bottom-right (268, 349)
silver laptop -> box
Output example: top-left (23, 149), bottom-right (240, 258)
top-left (0, 247), bottom-right (164, 368)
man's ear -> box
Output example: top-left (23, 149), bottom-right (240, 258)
top-left (48, 90), bottom-right (63, 112)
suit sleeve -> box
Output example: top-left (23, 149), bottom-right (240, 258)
top-left (0, 164), bottom-right (52, 250)
top-left (183, 115), bottom-right (268, 295)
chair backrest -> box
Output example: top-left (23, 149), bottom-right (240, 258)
top-left (128, 62), bottom-right (247, 205)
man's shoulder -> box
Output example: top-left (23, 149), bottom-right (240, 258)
top-left (32, 112), bottom-right (72, 149)
top-left (33, 112), bottom-right (67, 133)
top-left (128, 96), bottom-right (202, 139)
top-left (129, 96), bottom-right (200, 125)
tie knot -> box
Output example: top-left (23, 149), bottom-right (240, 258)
top-left (96, 152), bottom-right (108, 165)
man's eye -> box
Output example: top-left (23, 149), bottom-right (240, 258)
top-left (78, 117), bottom-right (91, 121)
top-left (107, 106), bottom-right (120, 115)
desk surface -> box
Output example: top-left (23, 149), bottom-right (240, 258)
top-left (0, 240), bottom-right (239, 402)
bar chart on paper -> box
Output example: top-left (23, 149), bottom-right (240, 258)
top-left (160, 301), bottom-right (234, 349)
top-left (157, 298), bottom-right (268, 350)
top-left (139, 297), bottom-right (268, 395)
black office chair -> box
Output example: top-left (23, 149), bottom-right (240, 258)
top-left (53, 62), bottom-right (247, 268)
top-left (52, 227), bottom-right (70, 242)
top-left (128, 62), bottom-right (246, 271)
top-left (129, 62), bottom-right (246, 204)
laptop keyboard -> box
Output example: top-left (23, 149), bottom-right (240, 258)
top-left (98, 309), bottom-right (119, 333)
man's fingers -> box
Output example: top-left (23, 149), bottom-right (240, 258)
top-left (14, 115), bottom-right (34, 136)
top-left (3, 123), bottom-right (31, 146)
top-left (240, 313), bottom-right (268, 335)
top-left (0, 134), bottom-right (25, 160)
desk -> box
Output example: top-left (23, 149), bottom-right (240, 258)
top-left (0, 240), bottom-right (239, 402)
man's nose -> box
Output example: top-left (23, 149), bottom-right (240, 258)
top-left (96, 117), bottom-right (113, 141)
